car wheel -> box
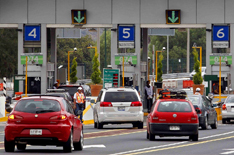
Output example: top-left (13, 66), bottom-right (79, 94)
top-left (189, 133), bottom-right (198, 141)
top-left (17, 144), bottom-right (26, 151)
top-left (201, 116), bottom-right (208, 130)
top-left (146, 131), bottom-right (149, 139)
top-left (4, 136), bottom-right (15, 152)
top-left (222, 118), bottom-right (226, 124)
top-left (227, 119), bottom-right (230, 123)
top-left (94, 114), bottom-right (97, 128)
top-left (138, 122), bottom-right (144, 129)
top-left (74, 130), bottom-right (84, 151)
top-left (63, 131), bottom-right (73, 152)
top-left (132, 123), bottom-right (138, 128)
top-left (211, 116), bottom-right (218, 129)
top-left (97, 121), bottom-right (103, 129)
top-left (149, 126), bottom-right (155, 141)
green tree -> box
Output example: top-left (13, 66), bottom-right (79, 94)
top-left (192, 49), bottom-right (203, 84)
top-left (157, 54), bottom-right (163, 82)
top-left (91, 53), bottom-right (102, 84)
top-left (70, 57), bottom-right (78, 84)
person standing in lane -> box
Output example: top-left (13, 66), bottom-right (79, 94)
top-left (145, 80), bottom-right (154, 113)
top-left (74, 87), bottom-right (86, 122)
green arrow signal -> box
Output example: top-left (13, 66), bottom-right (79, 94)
top-left (168, 11), bottom-right (178, 23)
top-left (74, 11), bottom-right (84, 23)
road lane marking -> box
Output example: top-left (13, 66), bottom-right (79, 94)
top-left (221, 149), bottom-right (234, 154)
top-left (84, 144), bottom-right (106, 149)
top-left (111, 131), bottom-right (234, 155)
top-left (85, 129), bottom-right (125, 135)
top-left (123, 136), bottom-right (234, 155)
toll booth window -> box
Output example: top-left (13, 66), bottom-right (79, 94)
top-left (104, 92), bottom-right (139, 102)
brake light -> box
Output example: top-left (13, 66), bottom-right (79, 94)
top-left (50, 115), bottom-right (67, 120)
top-left (222, 104), bottom-right (227, 110)
top-left (151, 113), bottom-right (159, 123)
top-left (100, 102), bottom-right (113, 107)
top-left (8, 115), bottom-right (23, 120)
top-left (195, 107), bottom-right (202, 114)
top-left (131, 101), bottom-right (142, 107)
top-left (191, 114), bottom-right (198, 121)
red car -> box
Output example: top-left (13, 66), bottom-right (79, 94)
top-left (4, 96), bottom-right (83, 152)
top-left (147, 97), bottom-right (199, 141)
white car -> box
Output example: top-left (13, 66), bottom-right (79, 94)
top-left (190, 67), bottom-right (206, 78)
top-left (93, 87), bottom-right (144, 129)
top-left (222, 95), bottom-right (234, 124)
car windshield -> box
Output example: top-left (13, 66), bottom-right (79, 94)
top-left (14, 99), bottom-right (61, 114)
top-left (157, 101), bottom-right (192, 112)
top-left (58, 86), bottom-right (79, 97)
top-left (226, 96), bottom-right (234, 103)
top-left (187, 96), bottom-right (200, 105)
top-left (104, 92), bottom-right (139, 102)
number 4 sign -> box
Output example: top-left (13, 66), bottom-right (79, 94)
top-left (24, 25), bottom-right (41, 41)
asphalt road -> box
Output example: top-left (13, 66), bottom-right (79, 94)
top-left (1, 121), bottom-right (234, 155)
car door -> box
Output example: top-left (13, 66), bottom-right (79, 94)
top-left (202, 96), bottom-right (213, 124)
top-left (206, 97), bottom-right (216, 122)
top-left (94, 90), bottom-right (103, 119)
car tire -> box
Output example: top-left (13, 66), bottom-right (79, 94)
top-left (189, 133), bottom-right (198, 141)
top-left (201, 116), bottom-right (208, 130)
top-left (211, 116), bottom-right (218, 129)
top-left (4, 137), bottom-right (15, 152)
top-left (74, 130), bottom-right (84, 151)
top-left (133, 123), bottom-right (138, 128)
top-left (138, 122), bottom-right (144, 129)
top-left (94, 122), bottom-right (97, 128)
top-left (97, 121), bottom-right (103, 129)
top-left (63, 131), bottom-right (73, 152)
top-left (149, 126), bottom-right (155, 141)
top-left (17, 144), bottom-right (26, 151)
top-left (222, 118), bottom-right (226, 124)
top-left (146, 131), bottom-right (149, 139)
top-left (94, 113), bottom-right (97, 128)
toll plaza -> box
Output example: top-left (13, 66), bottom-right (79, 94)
top-left (0, 0), bottom-right (234, 109)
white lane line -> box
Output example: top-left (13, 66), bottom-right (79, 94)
top-left (84, 144), bottom-right (106, 149)
top-left (110, 131), bottom-right (234, 155)
top-left (221, 149), bottom-right (234, 154)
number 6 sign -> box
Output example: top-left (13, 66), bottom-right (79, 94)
top-left (213, 25), bottom-right (229, 41)
top-left (24, 25), bottom-right (41, 41)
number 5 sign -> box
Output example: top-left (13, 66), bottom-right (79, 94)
top-left (24, 25), bottom-right (41, 41)
top-left (213, 25), bottom-right (229, 41)
top-left (118, 25), bottom-right (135, 48)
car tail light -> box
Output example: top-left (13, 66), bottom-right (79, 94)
top-left (131, 101), bottom-right (142, 107)
top-left (222, 104), bottom-right (227, 110)
top-left (50, 115), bottom-right (67, 120)
top-left (151, 113), bottom-right (159, 123)
top-left (191, 113), bottom-right (198, 121)
top-left (8, 115), bottom-right (23, 120)
top-left (100, 102), bottom-right (113, 107)
top-left (195, 107), bottom-right (202, 114)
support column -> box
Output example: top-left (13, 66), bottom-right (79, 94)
top-left (111, 24), bottom-right (118, 68)
top-left (135, 24), bottom-right (141, 92)
top-left (142, 28), bottom-right (148, 111)
top-left (51, 28), bottom-right (57, 83)
top-left (206, 24), bottom-right (212, 75)
top-left (41, 24), bottom-right (47, 93)
top-left (97, 28), bottom-right (100, 70)
top-left (230, 24), bottom-right (234, 90)
top-left (18, 24), bottom-right (24, 92)
top-left (187, 28), bottom-right (190, 73)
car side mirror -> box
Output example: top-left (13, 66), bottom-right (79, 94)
top-left (193, 105), bottom-right (201, 114)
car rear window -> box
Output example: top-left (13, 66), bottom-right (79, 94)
top-left (104, 92), bottom-right (139, 102)
top-left (226, 96), bottom-right (234, 103)
top-left (157, 101), bottom-right (192, 112)
top-left (187, 96), bottom-right (200, 105)
top-left (45, 93), bottom-right (65, 98)
top-left (14, 99), bottom-right (61, 114)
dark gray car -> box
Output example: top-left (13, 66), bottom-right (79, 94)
top-left (187, 95), bottom-right (217, 130)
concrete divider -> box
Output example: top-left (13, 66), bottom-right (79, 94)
top-left (83, 103), bottom-right (95, 125)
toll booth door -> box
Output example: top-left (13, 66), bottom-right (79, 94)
top-left (23, 77), bottom-right (41, 94)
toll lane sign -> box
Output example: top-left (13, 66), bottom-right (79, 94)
top-left (166, 10), bottom-right (181, 24)
top-left (118, 25), bottom-right (135, 48)
top-left (210, 55), bottom-right (232, 65)
top-left (71, 10), bottom-right (86, 25)
top-left (24, 25), bottom-right (41, 41)
top-left (213, 25), bottom-right (229, 48)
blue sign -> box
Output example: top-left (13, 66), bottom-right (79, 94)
top-left (118, 25), bottom-right (135, 42)
top-left (213, 26), bottom-right (229, 41)
top-left (24, 25), bottom-right (41, 41)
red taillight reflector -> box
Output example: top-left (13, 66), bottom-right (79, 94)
top-left (131, 101), bottom-right (142, 107)
top-left (50, 115), bottom-right (67, 120)
top-left (100, 102), bottom-right (113, 107)
top-left (222, 104), bottom-right (227, 110)
top-left (8, 115), bottom-right (23, 120)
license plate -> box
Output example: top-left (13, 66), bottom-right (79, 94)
top-left (30, 129), bottom-right (42, 135)
top-left (169, 126), bottom-right (180, 130)
top-left (118, 107), bottom-right (125, 111)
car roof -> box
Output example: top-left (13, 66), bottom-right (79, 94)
top-left (158, 99), bottom-right (189, 102)
top-left (103, 87), bottom-right (136, 92)
top-left (20, 96), bottom-right (64, 101)
top-left (59, 84), bottom-right (82, 87)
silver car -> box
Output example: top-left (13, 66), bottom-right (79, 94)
top-left (222, 95), bottom-right (234, 124)
top-left (93, 87), bottom-right (144, 129)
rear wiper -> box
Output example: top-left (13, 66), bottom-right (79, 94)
top-left (36, 110), bottom-right (55, 114)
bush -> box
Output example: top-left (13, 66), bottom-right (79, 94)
top-left (70, 57), bottom-right (78, 84)
top-left (91, 53), bottom-right (102, 84)
top-left (157, 54), bottom-right (163, 82)
top-left (192, 49), bottom-right (203, 84)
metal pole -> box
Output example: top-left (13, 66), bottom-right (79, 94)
top-left (97, 28), bottom-right (100, 70)
top-left (152, 45), bottom-right (155, 81)
top-left (167, 36), bottom-right (169, 74)
top-left (200, 47), bottom-right (202, 73)
top-left (187, 28), bottom-right (190, 73)
top-left (122, 56), bottom-right (124, 86)
top-left (219, 56), bottom-right (221, 102)
top-left (156, 51), bottom-right (158, 82)
top-left (25, 56), bottom-right (28, 97)
top-left (68, 51), bottom-right (70, 84)
top-left (104, 28), bottom-right (107, 68)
